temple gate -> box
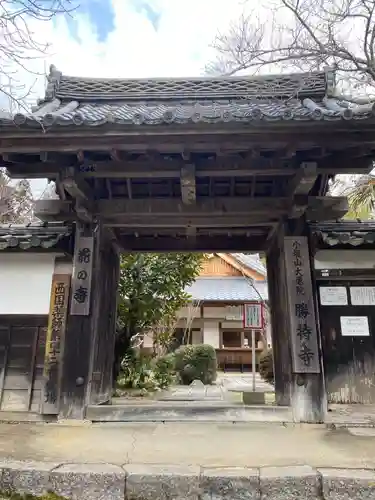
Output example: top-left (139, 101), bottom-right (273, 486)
top-left (1, 66), bottom-right (375, 422)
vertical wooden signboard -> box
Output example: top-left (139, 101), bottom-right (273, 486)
top-left (42, 274), bottom-right (70, 414)
top-left (284, 237), bottom-right (320, 374)
top-left (243, 302), bottom-right (264, 329)
top-left (70, 234), bottom-right (94, 316)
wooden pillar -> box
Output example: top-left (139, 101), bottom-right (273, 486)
top-left (267, 220), bottom-right (327, 423)
top-left (59, 222), bottom-right (120, 419)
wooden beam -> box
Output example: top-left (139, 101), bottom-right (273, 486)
top-left (180, 163), bottom-right (196, 204)
top-left (1, 128), bottom-right (375, 151)
top-left (306, 196), bottom-right (349, 221)
top-left (102, 215), bottom-right (279, 228)
top-left (59, 168), bottom-right (92, 202)
top-left (5, 157), bottom-right (290, 179)
top-left (5, 154), bottom-right (374, 181)
top-left (286, 162), bottom-right (318, 197)
top-left (34, 195), bottom-right (348, 224)
top-left (118, 235), bottom-right (266, 252)
top-left (96, 197), bottom-right (291, 217)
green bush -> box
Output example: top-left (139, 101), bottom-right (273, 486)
top-left (117, 349), bottom-right (175, 392)
top-left (174, 344), bottom-right (217, 385)
top-left (259, 349), bottom-right (274, 385)
top-left (152, 353), bottom-right (176, 388)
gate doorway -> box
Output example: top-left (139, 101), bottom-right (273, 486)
top-left (0, 316), bottom-right (47, 412)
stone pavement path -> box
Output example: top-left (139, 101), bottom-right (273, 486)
top-left (157, 372), bottom-right (274, 402)
top-left (217, 372), bottom-right (274, 392)
top-left (158, 380), bottom-right (225, 401)
top-left (0, 421), bottom-right (375, 469)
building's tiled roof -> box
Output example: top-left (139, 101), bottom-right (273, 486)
top-left (0, 222), bottom-right (71, 250)
top-left (185, 277), bottom-right (268, 302)
top-left (230, 253), bottom-right (267, 276)
top-left (311, 221), bottom-right (375, 247)
top-left (2, 66), bottom-right (375, 128)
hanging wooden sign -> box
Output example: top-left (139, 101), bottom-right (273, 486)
top-left (284, 237), bottom-right (320, 374)
top-left (42, 273), bottom-right (70, 414)
top-left (70, 234), bottom-right (94, 316)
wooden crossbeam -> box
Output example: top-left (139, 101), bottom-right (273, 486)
top-left (5, 155), bottom-right (374, 181)
top-left (6, 157), bottom-right (289, 179)
top-left (96, 197), bottom-right (291, 216)
top-left (117, 235), bottom-right (266, 252)
top-left (1, 130), bottom-right (375, 154)
top-left (102, 215), bottom-right (279, 228)
top-left (34, 195), bottom-right (349, 225)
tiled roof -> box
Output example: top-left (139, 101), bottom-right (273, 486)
top-left (185, 277), bottom-right (268, 302)
top-left (45, 67), bottom-right (330, 100)
top-left (0, 222), bottom-right (71, 250)
top-left (230, 253), bottom-right (267, 276)
top-left (312, 221), bottom-right (375, 246)
top-left (2, 66), bottom-right (374, 128)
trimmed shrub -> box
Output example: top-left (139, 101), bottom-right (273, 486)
top-left (117, 348), bottom-right (176, 392)
top-left (174, 344), bottom-right (217, 385)
top-left (259, 349), bottom-right (274, 385)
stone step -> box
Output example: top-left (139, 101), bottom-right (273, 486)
top-left (86, 402), bottom-right (292, 422)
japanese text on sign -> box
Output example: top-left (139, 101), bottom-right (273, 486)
top-left (43, 274), bottom-right (70, 410)
top-left (350, 287), bottom-right (375, 306)
top-left (284, 237), bottom-right (320, 373)
top-left (70, 235), bottom-right (94, 316)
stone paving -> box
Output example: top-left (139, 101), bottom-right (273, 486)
top-left (217, 372), bottom-right (274, 393)
top-left (157, 372), bottom-right (274, 402)
top-left (0, 460), bottom-right (374, 500)
top-left (0, 422), bottom-right (374, 499)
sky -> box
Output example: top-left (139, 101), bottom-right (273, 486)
top-left (3, 0), bottom-right (249, 196)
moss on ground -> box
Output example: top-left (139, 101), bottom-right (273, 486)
top-left (0, 492), bottom-right (66, 500)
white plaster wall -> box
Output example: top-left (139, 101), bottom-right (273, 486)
top-left (221, 320), bottom-right (243, 329)
top-left (203, 320), bottom-right (220, 348)
top-left (176, 318), bottom-right (202, 329)
top-left (191, 330), bottom-right (203, 344)
top-left (203, 306), bottom-right (227, 319)
top-left (315, 250), bottom-right (375, 270)
top-left (0, 253), bottom-right (57, 315)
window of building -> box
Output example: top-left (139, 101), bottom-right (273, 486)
top-left (244, 330), bottom-right (262, 348)
top-left (222, 330), bottom-right (263, 348)
top-left (222, 330), bottom-right (242, 348)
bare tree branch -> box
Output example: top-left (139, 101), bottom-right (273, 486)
top-left (0, 0), bottom-right (77, 111)
top-left (0, 168), bottom-right (34, 223)
top-left (207, 0), bottom-right (375, 93)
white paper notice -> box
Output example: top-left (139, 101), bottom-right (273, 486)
top-left (340, 316), bottom-right (370, 337)
top-left (319, 286), bottom-right (348, 306)
top-left (350, 287), bottom-right (375, 306)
